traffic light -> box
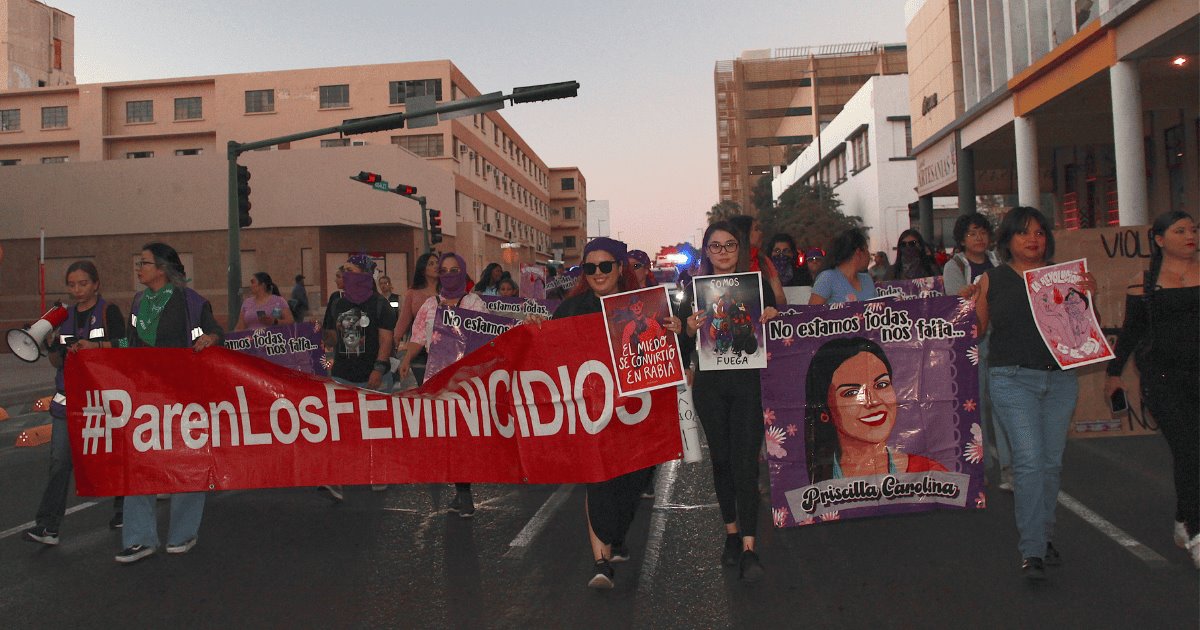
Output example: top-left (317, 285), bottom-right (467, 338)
top-left (510, 81), bottom-right (580, 104)
top-left (428, 208), bottom-right (443, 245)
top-left (236, 165), bottom-right (252, 228)
top-left (351, 171), bottom-right (383, 185)
top-left (395, 184), bottom-right (418, 196)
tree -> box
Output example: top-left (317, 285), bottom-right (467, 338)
top-left (706, 200), bottom-right (741, 224)
top-left (751, 174), bottom-right (774, 216)
top-left (758, 181), bottom-right (861, 254)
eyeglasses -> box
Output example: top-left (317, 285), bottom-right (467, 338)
top-left (900, 240), bottom-right (920, 249)
top-left (133, 260), bottom-right (156, 269)
top-left (706, 241), bottom-right (739, 254)
top-left (582, 261), bottom-right (617, 275)
top-left (439, 267), bottom-right (461, 274)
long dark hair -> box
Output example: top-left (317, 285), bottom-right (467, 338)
top-left (65, 260), bottom-right (99, 283)
top-left (889, 229), bottom-right (938, 279)
top-left (252, 271), bottom-right (281, 296)
top-left (828, 227), bottom-right (869, 268)
top-left (475, 263), bottom-right (503, 293)
top-left (141, 241), bottom-right (187, 288)
top-left (698, 220), bottom-right (751, 276)
top-left (805, 337), bottom-right (893, 484)
top-left (1145, 210), bottom-right (1194, 293)
top-left (995, 206), bottom-right (1055, 263)
top-left (411, 252), bottom-right (437, 290)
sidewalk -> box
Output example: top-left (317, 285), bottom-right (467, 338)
top-left (0, 352), bottom-right (55, 413)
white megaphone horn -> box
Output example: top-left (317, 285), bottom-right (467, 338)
top-left (6, 304), bottom-right (69, 363)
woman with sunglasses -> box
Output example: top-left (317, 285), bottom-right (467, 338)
top-left (538, 237), bottom-right (681, 589)
top-left (628, 250), bottom-right (657, 288)
top-left (677, 220), bottom-right (779, 582)
top-left (398, 252), bottom-right (488, 516)
top-left (889, 229), bottom-right (940, 281)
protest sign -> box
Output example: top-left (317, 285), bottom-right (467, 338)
top-left (479, 295), bottom-right (561, 321)
top-left (1023, 259), bottom-right (1114, 370)
top-left (425, 306), bottom-right (516, 380)
top-left (520, 264), bottom-right (546, 299)
top-left (66, 313), bottom-right (681, 496)
top-left (692, 272), bottom-right (766, 370)
top-left (874, 276), bottom-right (946, 300)
top-left (223, 322), bottom-right (327, 376)
top-left (600, 286), bottom-right (686, 396)
top-left (761, 296), bottom-right (985, 527)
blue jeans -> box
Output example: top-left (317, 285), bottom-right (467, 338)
top-left (977, 338), bottom-right (1012, 472)
top-left (989, 365), bottom-right (1078, 559)
top-left (122, 493), bottom-right (206, 548)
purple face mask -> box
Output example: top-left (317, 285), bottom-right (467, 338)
top-left (438, 271), bottom-right (467, 299)
top-left (771, 253), bottom-right (795, 285)
top-left (343, 271), bottom-right (375, 304)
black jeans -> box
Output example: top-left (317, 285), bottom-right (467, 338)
top-left (35, 415), bottom-right (122, 531)
top-left (587, 468), bottom-right (653, 545)
top-left (1144, 366), bottom-right (1199, 537)
top-left (693, 370), bottom-right (766, 537)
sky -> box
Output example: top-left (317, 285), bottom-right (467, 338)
top-left (50, 0), bottom-right (907, 254)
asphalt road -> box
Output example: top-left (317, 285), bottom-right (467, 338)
top-left (0, 402), bottom-right (1196, 629)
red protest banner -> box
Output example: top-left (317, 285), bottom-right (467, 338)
top-left (66, 314), bottom-right (680, 496)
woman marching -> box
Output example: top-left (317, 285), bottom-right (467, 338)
top-left (24, 261), bottom-right (126, 546)
top-left (528, 237), bottom-right (681, 589)
top-left (677, 220), bottom-right (778, 582)
top-left (393, 252), bottom-right (440, 385)
top-left (234, 272), bottom-right (294, 331)
top-left (974, 207), bottom-right (1098, 581)
top-left (1105, 211), bottom-right (1199, 568)
top-left (809, 227), bottom-right (877, 305)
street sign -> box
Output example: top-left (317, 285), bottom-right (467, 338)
top-left (372, 181), bottom-right (390, 191)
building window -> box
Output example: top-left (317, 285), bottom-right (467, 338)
top-left (561, 177), bottom-right (575, 191)
top-left (1, 109), bottom-right (20, 131)
top-left (245, 89), bottom-right (275, 113)
top-left (564, 235), bottom-right (577, 248)
top-left (126, 151), bottom-right (154, 159)
top-left (0, 159), bottom-right (19, 166)
top-left (391, 134), bottom-right (444, 157)
top-left (319, 84), bottom-right (350, 109)
top-left (175, 148), bottom-right (202, 156)
top-left (126, 100), bottom-right (153, 124)
top-left (563, 206), bottom-right (575, 219)
top-left (389, 79), bottom-right (442, 105)
top-left (850, 129), bottom-right (870, 171)
top-left (41, 106), bottom-right (68, 129)
top-left (41, 156), bottom-right (68, 164)
top-left (320, 138), bottom-right (350, 148)
top-left (174, 97), bottom-right (202, 121)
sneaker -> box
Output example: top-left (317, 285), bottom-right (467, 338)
top-left (447, 492), bottom-right (462, 513)
top-left (109, 513), bottom-right (123, 529)
top-left (1187, 534), bottom-right (1200, 570)
top-left (23, 526), bottom-right (59, 546)
top-left (640, 490), bottom-right (655, 500)
top-left (166, 537), bottom-right (197, 555)
top-left (318, 485), bottom-right (344, 503)
top-left (721, 533), bottom-right (742, 566)
top-left (739, 549), bottom-right (764, 582)
top-left (998, 466), bottom-right (1014, 492)
top-left (457, 491), bottom-right (476, 518)
top-left (371, 485), bottom-right (388, 491)
top-left (1021, 557), bottom-right (1046, 580)
top-left (588, 559), bottom-right (614, 589)
top-left (1174, 521), bottom-right (1188, 549)
top-left (611, 544), bottom-right (630, 562)
top-left (115, 545), bottom-right (155, 564)
top-left (1044, 542), bottom-right (1062, 566)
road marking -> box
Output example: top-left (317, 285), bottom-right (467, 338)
top-left (0, 501), bottom-right (99, 540)
top-left (637, 459), bottom-right (680, 596)
top-left (1058, 491), bottom-right (1169, 567)
top-left (651, 502), bottom-right (720, 511)
top-left (504, 484), bottom-right (575, 559)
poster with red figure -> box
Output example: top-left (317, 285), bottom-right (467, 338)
top-left (600, 286), bottom-right (686, 396)
top-left (520, 264), bottom-right (546, 299)
top-left (1023, 259), bottom-right (1114, 369)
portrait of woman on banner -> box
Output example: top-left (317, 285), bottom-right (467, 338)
top-left (805, 337), bottom-right (947, 485)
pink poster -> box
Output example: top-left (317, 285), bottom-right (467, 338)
top-left (1023, 259), bottom-right (1114, 369)
top-left (520, 264), bottom-right (546, 300)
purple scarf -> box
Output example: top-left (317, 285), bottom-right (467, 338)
top-left (438, 253), bottom-right (469, 300)
top-left (343, 271), bottom-right (375, 304)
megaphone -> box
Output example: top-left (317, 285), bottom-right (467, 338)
top-left (6, 305), bottom-right (69, 363)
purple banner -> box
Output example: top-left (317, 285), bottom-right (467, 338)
top-left (425, 306), bottom-right (516, 380)
top-left (761, 296), bottom-right (984, 528)
top-left (874, 276), bottom-right (945, 300)
top-left (479, 295), bottom-right (561, 321)
top-left (222, 322), bottom-right (327, 376)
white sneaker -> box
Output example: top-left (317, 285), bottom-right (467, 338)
top-left (998, 466), bottom-right (1013, 492)
top-left (1174, 521), bottom-right (1188, 549)
top-left (166, 537), bottom-right (197, 554)
top-left (371, 485), bottom-right (388, 491)
top-left (318, 485), bottom-right (344, 502)
top-left (1187, 534), bottom-right (1200, 570)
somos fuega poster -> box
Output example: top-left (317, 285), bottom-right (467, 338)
top-left (761, 296), bottom-right (986, 527)
top-left (692, 271), bottom-right (766, 370)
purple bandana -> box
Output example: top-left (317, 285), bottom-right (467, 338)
top-left (438, 253), bottom-right (469, 300)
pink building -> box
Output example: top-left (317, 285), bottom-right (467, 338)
top-left (0, 12), bottom-right (584, 327)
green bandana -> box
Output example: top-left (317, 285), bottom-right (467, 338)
top-left (136, 285), bottom-right (175, 347)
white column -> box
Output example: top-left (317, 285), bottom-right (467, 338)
top-left (1110, 60), bottom-right (1149, 226)
top-left (1014, 116), bottom-right (1040, 207)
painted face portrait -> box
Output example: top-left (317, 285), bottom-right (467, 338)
top-left (825, 351), bottom-right (898, 449)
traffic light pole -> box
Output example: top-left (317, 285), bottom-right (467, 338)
top-left (226, 142), bottom-right (242, 327)
top-left (416, 195), bottom-right (430, 254)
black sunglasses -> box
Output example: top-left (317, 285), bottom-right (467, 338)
top-left (582, 261), bottom-right (618, 275)
top-left (900, 240), bottom-right (920, 248)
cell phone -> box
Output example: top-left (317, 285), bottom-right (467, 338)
top-left (257, 310), bottom-right (267, 319)
top-left (1109, 388), bottom-right (1128, 414)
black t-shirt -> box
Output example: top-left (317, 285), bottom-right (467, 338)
top-left (50, 303), bottom-right (127, 355)
top-left (322, 293), bottom-right (398, 382)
